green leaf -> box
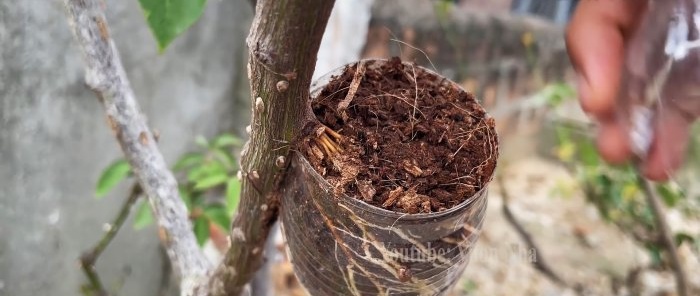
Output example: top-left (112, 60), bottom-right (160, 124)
top-left (226, 178), bottom-right (241, 214)
top-left (675, 233), bottom-right (696, 246)
top-left (138, 0), bottom-right (208, 52)
top-left (212, 134), bottom-right (243, 148)
top-left (193, 216), bottom-right (210, 246)
top-left (657, 184), bottom-right (681, 207)
top-left (193, 173), bottom-right (228, 190)
top-left (541, 83), bottom-right (575, 107)
top-left (179, 186), bottom-right (193, 210)
top-left (96, 159), bottom-right (131, 198)
top-left (187, 162), bottom-right (226, 183)
top-left (173, 152), bottom-right (204, 171)
top-left (204, 205), bottom-right (231, 231)
top-left (212, 147), bottom-right (235, 169)
top-left (578, 139), bottom-right (599, 167)
top-left (645, 244), bottom-right (663, 266)
top-left (133, 200), bottom-right (154, 230)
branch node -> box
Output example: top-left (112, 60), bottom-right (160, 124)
top-left (255, 97), bottom-right (265, 114)
top-left (275, 155), bottom-right (286, 168)
top-left (276, 80), bottom-right (289, 93)
top-left (232, 227), bottom-right (246, 243)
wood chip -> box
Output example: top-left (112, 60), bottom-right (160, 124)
top-left (382, 187), bottom-right (404, 208)
top-left (402, 159), bottom-right (423, 177)
top-left (357, 180), bottom-right (376, 202)
top-left (337, 61), bottom-right (367, 121)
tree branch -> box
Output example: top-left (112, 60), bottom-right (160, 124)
top-left (497, 174), bottom-right (570, 287)
top-left (638, 176), bottom-right (689, 296)
top-left (80, 183), bottom-right (142, 296)
top-left (205, 1), bottom-right (336, 295)
top-left (62, 1), bottom-right (211, 294)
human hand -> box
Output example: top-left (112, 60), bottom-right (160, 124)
top-left (566, 0), bottom-right (700, 181)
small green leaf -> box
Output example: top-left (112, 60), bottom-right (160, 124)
top-left (226, 178), bottom-right (241, 214)
top-left (204, 205), bottom-right (231, 231)
top-left (646, 244), bottom-right (663, 266)
top-left (133, 200), bottom-right (154, 230)
top-left (179, 186), bottom-right (193, 210)
top-left (657, 184), bottom-right (681, 207)
top-left (212, 134), bottom-right (243, 148)
top-left (193, 173), bottom-right (228, 190)
top-left (187, 162), bottom-right (226, 183)
top-left (578, 139), bottom-right (599, 167)
top-left (212, 147), bottom-right (235, 169)
top-left (675, 233), bottom-right (695, 246)
top-left (96, 159), bottom-right (131, 198)
top-left (193, 216), bottom-right (210, 246)
top-left (138, 0), bottom-right (208, 51)
top-left (173, 153), bottom-right (204, 171)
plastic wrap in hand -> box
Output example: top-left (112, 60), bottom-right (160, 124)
top-left (624, 0), bottom-right (700, 157)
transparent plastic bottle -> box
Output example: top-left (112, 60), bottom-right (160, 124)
top-left (622, 0), bottom-right (700, 157)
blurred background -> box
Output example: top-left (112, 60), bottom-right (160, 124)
top-left (1, 0), bottom-right (698, 295)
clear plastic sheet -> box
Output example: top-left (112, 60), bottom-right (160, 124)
top-left (622, 0), bottom-right (700, 156)
top-left (279, 60), bottom-right (496, 295)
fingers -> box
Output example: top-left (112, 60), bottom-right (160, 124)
top-left (567, 0), bottom-right (648, 164)
top-left (597, 119), bottom-right (631, 164)
top-left (642, 106), bottom-right (692, 181)
top-left (566, 0), bottom-right (646, 119)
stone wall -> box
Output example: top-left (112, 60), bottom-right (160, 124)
top-left (0, 1), bottom-right (252, 295)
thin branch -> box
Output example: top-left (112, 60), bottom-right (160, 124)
top-left (80, 183), bottom-right (142, 296)
top-left (62, 1), bottom-right (211, 294)
top-left (638, 176), bottom-right (689, 296)
top-left (497, 174), bottom-right (569, 287)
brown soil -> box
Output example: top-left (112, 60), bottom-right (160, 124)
top-left (304, 57), bottom-right (497, 214)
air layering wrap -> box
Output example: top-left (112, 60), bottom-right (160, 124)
top-left (280, 59), bottom-right (497, 295)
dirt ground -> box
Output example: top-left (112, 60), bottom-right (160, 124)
top-left (455, 157), bottom-right (699, 296)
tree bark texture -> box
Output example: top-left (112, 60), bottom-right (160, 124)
top-left (62, 0), bottom-right (211, 294)
top-left (206, 1), bottom-right (336, 295)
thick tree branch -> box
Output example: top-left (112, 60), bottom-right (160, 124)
top-left (63, 1), bottom-right (211, 294)
top-left (638, 176), bottom-right (689, 296)
top-left (206, 0), bottom-right (336, 295)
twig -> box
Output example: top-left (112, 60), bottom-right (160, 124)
top-left (638, 176), bottom-right (689, 296)
top-left (337, 61), bottom-right (367, 121)
top-left (80, 183), bottom-right (142, 296)
top-left (62, 1), bottom-right (211, 294)
top-left (496, 174), bottom-right (569, 287)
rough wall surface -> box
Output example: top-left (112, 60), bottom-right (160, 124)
top-left (0, 1), bottom-right (252, 295)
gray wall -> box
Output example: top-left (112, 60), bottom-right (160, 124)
top-left (0, 0), bottom-right (252, 295)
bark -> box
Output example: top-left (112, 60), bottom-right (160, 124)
top-left (205, 1), bottom-right (336, 295)
top-left (62, 0), bottom-right (211, 295)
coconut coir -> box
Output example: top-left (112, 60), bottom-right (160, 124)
top-left (304, 57), bottom-right (497, 214)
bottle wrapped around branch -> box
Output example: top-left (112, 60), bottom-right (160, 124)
top-left (280, 58), bottom-right (498, 295)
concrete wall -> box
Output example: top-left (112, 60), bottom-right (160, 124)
top-left (0, 1), bottom-right (252, 295)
